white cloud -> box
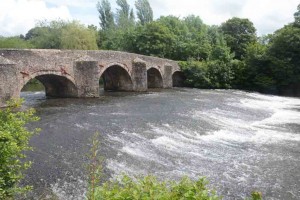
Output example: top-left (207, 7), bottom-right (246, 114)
top-left (0, 0), bottom-right (299, 36)
top-left (148, 0), bottom-right (299, 35)
top-left (0, 0), bottom-right (72, 36)
top-left (45, 0), bottom-right (96, 8)
top-left (239, 0), bottom-right (298, 35)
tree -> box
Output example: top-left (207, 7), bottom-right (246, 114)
top-left (96, 0), bottom-right (115, 30)
top-left (114, 0), bottom-right (135, 50)
top-left (60, 21), bottom-right (98, 50)
top-left (294, 4), bottom-right (300, 27)
top-left (207, 25), bottom-right (233, 62)
top-left (206, 60), bottom-right (234, 89)
top-left (117, 0), bottom-right (130, 19)
top-left (180, 60), bottom-right (211, 88)
top-left (156, 15), bottom-right (213, 61)
top-left (116, 0), bottom-right (135, 28)
top-left (242, 42), bottom-right (274, 92)
top-left (130, 21), bottom-right (175, 58)
top-left (135, 0), bottom-right (153, 25)
top-left (157, 16), bottom-right (189, 60)
top-left (184, 15), bottom-right (205, 33)
top-left (0, 36), bottom-right (33, 49)
top-left (220, 17), bottom-right (257, 59)
top-left (25, 20), bottom-right (99, 50)
top-left (183, 15), bottom-right (211, 61)
top-left (97, 0), bottom-right (135, 51)
top-left (0, 100), bottom-right (39, 198)
top-left (26, 20), bottom-right (66, 49)
top-left (267, 25), bottom-right (300, 95)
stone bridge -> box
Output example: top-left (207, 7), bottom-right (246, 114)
top-left (0, 49), bottom-right (185, 107)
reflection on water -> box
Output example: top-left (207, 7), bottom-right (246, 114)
top-left (21, 88), bottom-right (300, 200)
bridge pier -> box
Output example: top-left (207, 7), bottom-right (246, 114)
top-left (74, 61), bottom-right (99, 98)
top-left (163, 64), bottom-right (173, 88)
top-left (0, 57), bottom-right (19, 107)
top-left (132, 58), bottom-right (147, 91)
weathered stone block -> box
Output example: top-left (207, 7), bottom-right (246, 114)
top-left (74, 61), bottom-right (99, 97)
top-left (163, 64), bottom-right (173, 88)
top-left (0, 63), bottom-right (18, 107)
top-left (132, 58), bottom-right (147, 91)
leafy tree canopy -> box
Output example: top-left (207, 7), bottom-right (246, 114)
top-left (97, 0), bottom-right (115, 30)
top-left (25, 20), bottom-right (98, 50)
top-left (294, 4), bottom-right (300, 27)
top-left (220, 17), bottom-right (257, 59)
top-left (135, 0), bottom-right (153, 25)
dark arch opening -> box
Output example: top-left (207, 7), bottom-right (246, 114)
top-left (172, 71), bottom-right (186, 87)
top-left (147, 68), bottom-right (163, 88)
top-left (21, 74), bottom-right (78, 97)
top-left (100, 65), bottom-right (133, 91)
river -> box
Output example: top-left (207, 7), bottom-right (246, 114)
top-left (21, 88), bottom-right (300, 200)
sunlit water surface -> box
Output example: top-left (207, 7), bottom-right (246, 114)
top-left (21, 88), bottom-right (300, 200)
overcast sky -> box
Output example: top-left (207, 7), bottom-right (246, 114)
top-left (0, 0), bottom-right (299, 37)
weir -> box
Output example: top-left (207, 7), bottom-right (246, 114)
top-left (0, 49), bottom-right (185, 106)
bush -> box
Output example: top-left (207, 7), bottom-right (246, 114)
top-left (0, 99), bottom-right (39, 198)
top-left (251, 191), bottom-right (263, 200)
top-left (179, 60), bottom-right (234, 89)
top-left (94, 175), bottom-right (221, 200)
top-left (179, 60), bottom-right (211, 88)
top-left (0, 36), bottom-right (33, 49)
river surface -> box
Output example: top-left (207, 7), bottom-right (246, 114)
top-left (21, 88), bottom-right (300, 200)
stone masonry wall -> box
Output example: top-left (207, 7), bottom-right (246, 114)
top-left (0, 49), bottom-right (181, 106)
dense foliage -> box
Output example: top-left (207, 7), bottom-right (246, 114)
top-left (0, 100), bottom-right (39, 198)
top-left (180, 60), bottom-right (234, 89)
top-left (0, 1), bottom-right (299, 96)
top-left (220, 17), bottom-right (257, 60)
top-left (0, 36), bottom-right (33, 49)
top-left (25, 20), bottom-right (98, 50)
top-left (93, 175), bottom-right (221, 200)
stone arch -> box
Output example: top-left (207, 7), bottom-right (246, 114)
top-left (20, 70), bottom-right (78, 97)
top-left (147, 67), bottom-right (163, 88)
top-left (99, 63), bottom-right (133, 91)
top-left (172, 71), bottom-right (186, 87)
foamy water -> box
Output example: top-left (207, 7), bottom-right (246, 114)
top-left (104, 91), bottom-right (300, 199)
top-left (22, 89), bottom-right (300, 199)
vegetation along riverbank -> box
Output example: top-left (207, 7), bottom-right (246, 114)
top-left (1, 1), bottom-right (299, 97)
top-left (1, 0), bottom-right (299, 199)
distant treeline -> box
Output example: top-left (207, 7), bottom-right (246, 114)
top-left (0, 0), bottom-right (299, 96)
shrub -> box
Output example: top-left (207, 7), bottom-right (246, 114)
top-left (179, 60), bottom-right (234, 89)
top-left (251, 191), bottom-right (263, 200)
top-left (94, 175), bottom-right (221, 200)
top-left (0, 36), bottom-right (33, 49)
top-left (179, 60), bottom-right (211, 88)
top-left (87, 132), bottom-right (104, 200)
top-left (0, 99), bottom-right (40, 198)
